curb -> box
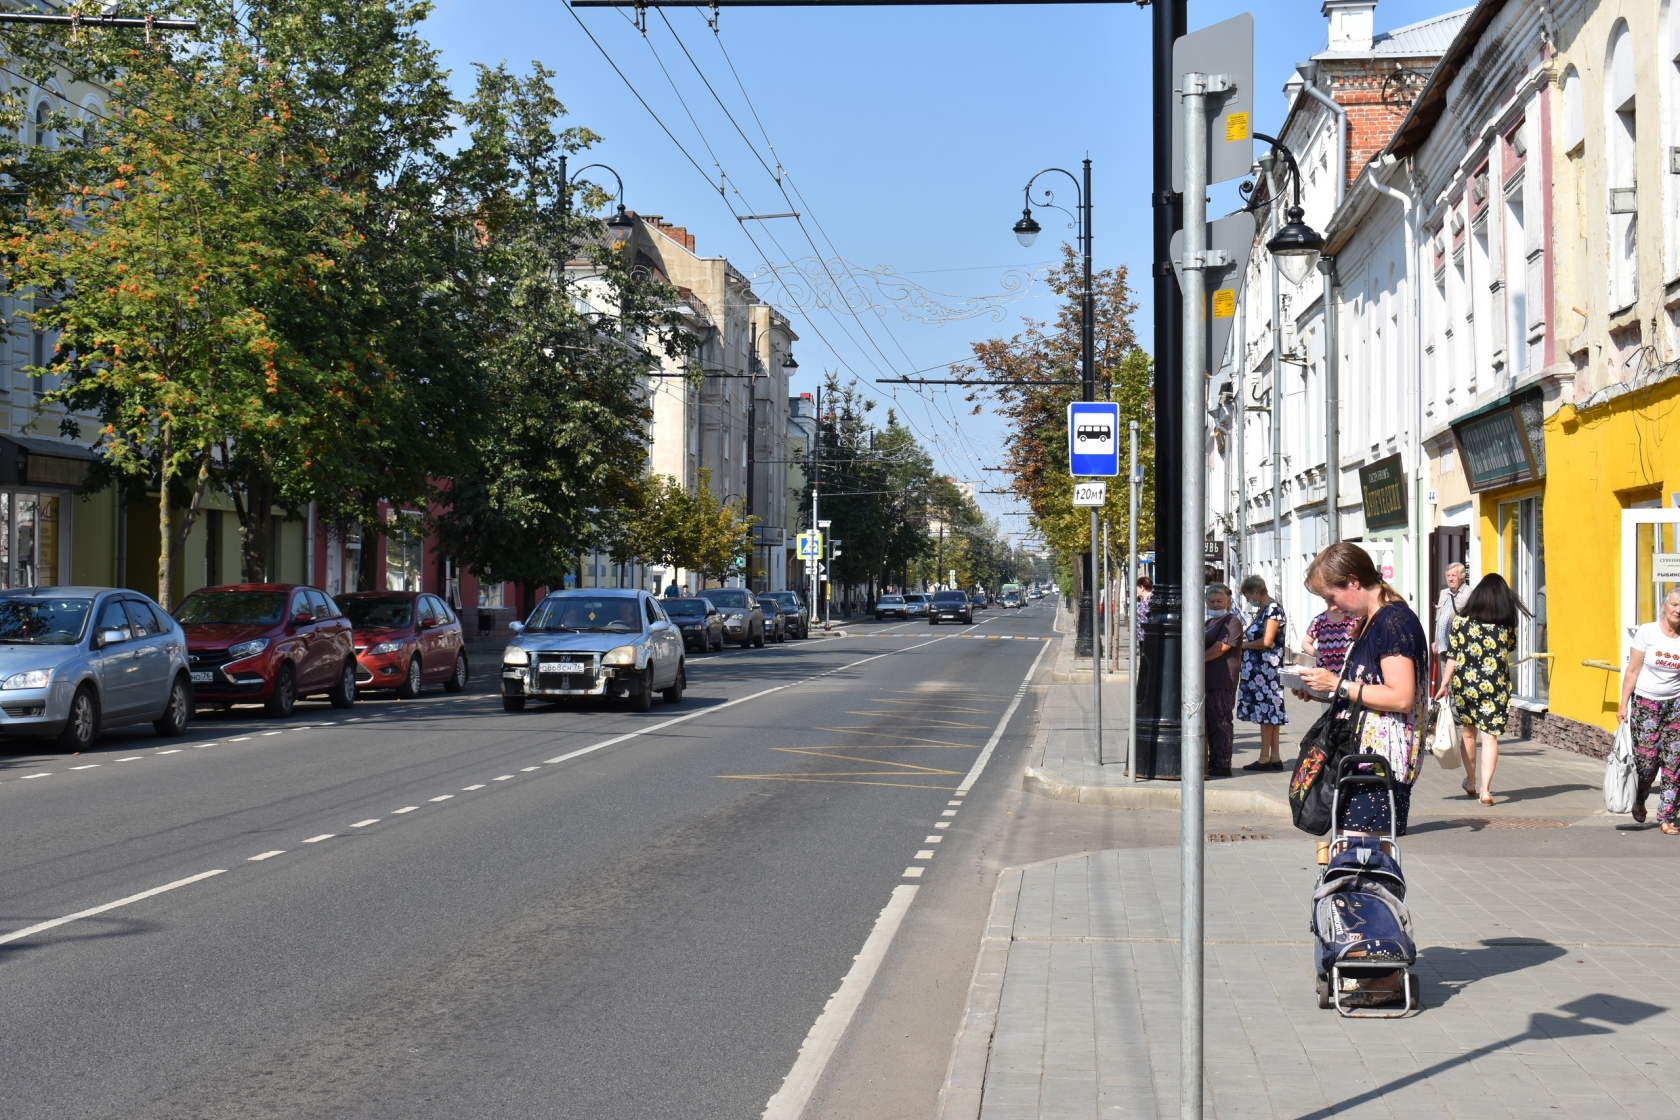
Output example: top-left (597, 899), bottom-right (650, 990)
top-left (933, 865), bottom-right (1022, 1120)
top-left (1022, 764), bottom-right (1292, 817)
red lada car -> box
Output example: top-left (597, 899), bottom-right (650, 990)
top-left (174, 584), bottom-right (357, 717)
top-left (338, 591), bottom-right (467, 698)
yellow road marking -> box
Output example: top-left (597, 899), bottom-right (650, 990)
top-left (769, 748), bottom-right (961, 774)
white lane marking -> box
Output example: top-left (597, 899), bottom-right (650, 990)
top-left (940, 809), bottom-right (957, 817)
top-left (915, 850), bottom-right (934, 859)
top-left (393, 806), bottom-right (418, 814)
top-left (157, 749), bottom-right (182, 755)
top-left (955, 635), bottom-right (1053, 794)
top-left (0, 869), bottom-right (226, 947)
top-left (429, 795), bottom-right (453, 802)
top-left (116, 756), bottom-right (144, 762)
top-left (21, 773), bottom-right (49, 779)
top-left (925, 836), bottom-right (942, 843)
top-left (261, 732), bottom-right (284, 737)
top-left (249, 851), bottom-right (285, 861)
top-left (351, 819), bottom-right (379, 828)
top-left (70, 765), bottom-right (99, 770)
top-left (521, 766), bottom-right (541, 772)
top-left (462, 784), bottom-right (485, 791)
top-left (761, 885), bottom-right (919, 1120)
top-left (318, 721), bottom-right (337, 726)
top-left (493, 775), bottom-right (515, 781)
top-left (302, 834), bottom-right (334, 843)
top-left (190, 742), bottom-right (218, 748)
top-left (946, 800), bottom-right (961, 806)
top-left (543, 633), bottom-right (956, 768)
top-left (934, 822), bottom-right (949, 829)
top-left (229, 737), bottom-right (251, 742)
top-left (902, 867), bottom-right (925, 878)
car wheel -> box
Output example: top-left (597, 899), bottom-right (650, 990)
top-left (631, 667), bottom-right (654, 712)
top-left (662, 662), bottom-right (685, 704)
top-left (443, 651), bottom-right (468, 693)
top-left (397, 656), bottom-right (423, 700)
top-left (502, 695), bottom-right (526, 712)
top-left (153, 675), bottom-right (192, 737)
top-left (753, 626), bottom-right (765, 648)
top-left (265, 663), bottom-right (297, 718)
top-left (328, 659), bottom-right (357, 709)
top-left (58, 686), bottom-right (99, 752)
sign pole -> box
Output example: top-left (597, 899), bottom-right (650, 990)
top-left (1179, 66), bottom-right (1213, 1120)
top-left (1128, 419), bottom-right (1140, 781)
top-left (1093, 505), bottom-right (1102, 764)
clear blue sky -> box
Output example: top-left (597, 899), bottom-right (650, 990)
top-left (428, 0), bottom-right (1454, 540)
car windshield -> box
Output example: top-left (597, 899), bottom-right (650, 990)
top-left (706, 589), bottom-right (754, 609)
top-left (934, 592), bottom-right (967, 604)
top-left (757, 598), bottom-right (779, 612)
top-left (340, 597), bottom-right (414, 629)
top-left (879, 595), bottom-right (903, 604)
top-left (905, 594), bottom-right (929, 603)
top-left (663, 599), bottom-right (708, 618)
top-left (176, 591), bottom-right (288, 626)
top-left (771, 592), bottom-right (801, 608)
top-left (0, 597), bottom-right (92, 644)
top-left (525, 596), bottom-right (643, 633)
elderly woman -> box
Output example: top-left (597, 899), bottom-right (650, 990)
top-left (1203, 584), bottom-right (1244, 778)
top-left (1297, 543), bottom-right (1431, 836)
top-left (1236, 575), bottom-right (1288, 770)
top-left (1619, 587), bottom-right (1680, 831)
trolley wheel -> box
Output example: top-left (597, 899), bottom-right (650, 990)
top-left (1407, 972), bottom-right (1422, 1009)
top-left (1316, 977), bottom-right (1332, 1010)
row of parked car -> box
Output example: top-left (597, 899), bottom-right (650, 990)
top-left (0, 583), bottom-right (467, 752)
top-left (876, 589), bottom-right (1004, 622)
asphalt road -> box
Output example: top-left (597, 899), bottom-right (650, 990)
top-left (0, 601), bottom-right (1056, 1119)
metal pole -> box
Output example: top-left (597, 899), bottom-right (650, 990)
top-left (1320, 255), bottom-right (1340, 543)
top-left (1128, 419), bottom-right (1140, 781)
top-left (1075, 158), bottom-right (1098, 659)
top-left (1234, 278), bottom-right (1246, 579)
top-left (1179, 68), bottom-right (1212, 1120)
top-left (1268, 163), bottom-right (1285, 603)
top-left (1092, 506), bottom-right (1102, 765)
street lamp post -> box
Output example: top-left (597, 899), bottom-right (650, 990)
top-left (558, 155), bottom-right (637, 238)
top-left (1012, 159), bottom-right (1096, 657)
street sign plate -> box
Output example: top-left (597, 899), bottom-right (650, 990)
top-left (796, 531), bottom-right (823, 560)
top-left (1170, 211), bottom-right (1257, 376)
top-left (1068, 401), bottom-right (1121, 477)
top-left (1073, 481), bottom-right (1107, 507)
top-left (1171, 13), bottom-right (1254, 193)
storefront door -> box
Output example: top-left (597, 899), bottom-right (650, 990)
top-left (1500, 496), bottom-right (1547, 704)
top-left (1621, 507), bottom-right (1680, 672)
top-left (0, 492), bottom-right (63, 588)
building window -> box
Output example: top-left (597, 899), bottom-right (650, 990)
top-left (384, 510), bottom-right (424, 592)
top-left (0, 492), bottom-right (61, 588)
top-left (1608, 22), bottom-right (1638, 313)
top-left (1504, 179), bottom-right (1528, 376)
top-left (1499, 496), bottom-right (1547, 705)
top-left (477, 580), bottom-right (505, 608)
top-left (31, 99), bottom-right (49, 149)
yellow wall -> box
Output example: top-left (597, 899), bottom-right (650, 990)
top-left (1540, 382), bottom-right (1680, 731)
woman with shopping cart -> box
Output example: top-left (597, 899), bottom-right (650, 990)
top-left (1295, 543), bottom-right (1432, 836)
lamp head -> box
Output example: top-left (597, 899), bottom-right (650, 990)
top-left (607, 205), bottom-right (636, 244)
top-left (1012, 208), bottom-right (1041, 248)
top-left (782, 352), bottom-right (799, 371)
top-left (1267, 205), bottom-right (1324, 286)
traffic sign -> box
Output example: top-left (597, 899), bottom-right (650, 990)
top-left (1072, 481), bottom-right (1107, 507)
top-left (1170, 211), bottom-right (1257, 375)
top-left (1068, 401), bottom-right (1121, 477)
top-left (796, 531), bottom-right (823, 560)
top-left (1170, 13), bottom-right (1253, 194)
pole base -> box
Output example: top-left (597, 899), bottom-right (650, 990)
top-left (1133, 585), bottom-right (1183, 780)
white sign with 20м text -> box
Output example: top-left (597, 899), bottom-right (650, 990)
top-left (1072, 482), bottom-right (1107, 507)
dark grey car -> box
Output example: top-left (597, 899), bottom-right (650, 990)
top-left (703, 587), bottom-right (764, 648)
top-left (663, 597), bottom-right (724, 652)
top-left (757, 596), bottom-right (788, 643)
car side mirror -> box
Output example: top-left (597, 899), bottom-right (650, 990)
top-left (99, 628), bottom-right (126, 647)
top-left (509, 620), bottom-right (525, 634)
top-left (420, 617), bottom-right (437, 630)
top-left (291, 612), bottom-right (315, 626)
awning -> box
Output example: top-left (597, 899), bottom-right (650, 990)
top-left (0, 435), bottom-right (98, 488)
top-left (1448, 389), bottom-right (1545, 494)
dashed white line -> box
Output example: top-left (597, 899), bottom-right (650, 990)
top-left (0, 869), bottom-right (227, 947)
top-left (429, 795), bottom-right (453, 802)
top-left (924, 836), bottom-right (942, 843)
top-left (520, 766), bottom-right (541, 772)
top-left (351, 819), bottom-right (380, 828)
top-left (493, 775), bottom-right (515, 781)
top-left (20, 772), bottom-right (49, 779)
top-left (229, 737), bottom-right (250, 742)
top-left (116, 756), bottom-right (144, 762)
top-left (902, 867), bottom-right (925, 878)
top-left (70, 764), bottom-right (99, 770)
top-left (914, 850), bottom-right (934, 859)
top-left (940, 809), bottom-right (957, 817)
top-left (249, 851), bottom-right (285, 861)
top-left (946, 800), bottom-right (961, 806)
top-left (393, 806), bottom-right (418, 814)
top-left (934, 822), bottom-right (949, 829)
top-left (157, 749), bottom-right (182, 755)
top-left (261, 731), bottom-right (284, 737)
top-left (302, 834), bottom-right (334, 843)
top-left (462, 784), bottom-right (485, 791)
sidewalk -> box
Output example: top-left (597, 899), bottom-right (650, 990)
top-left (937, 615), bottom-right (1672, 1119)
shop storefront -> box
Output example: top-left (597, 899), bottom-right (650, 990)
top-left (0, 436), bottom-right (98, 588)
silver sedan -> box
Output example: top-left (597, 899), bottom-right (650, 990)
top-left (500, 589), bottom-right (686, 713)
top-left (0, 587), bottom-right (194, 751)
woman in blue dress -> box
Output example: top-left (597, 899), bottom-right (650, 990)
top-left (1237, 575), bottom-right (1288, 770)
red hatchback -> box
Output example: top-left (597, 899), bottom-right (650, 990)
top-left (338, 591), bottom-right (468, 698)
top-left (175, 584), bottom-right (358, 717)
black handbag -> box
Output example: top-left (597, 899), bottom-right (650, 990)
top-left (1288, 657), bottom-right (1368, 836)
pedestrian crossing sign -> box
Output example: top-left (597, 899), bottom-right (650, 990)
top-left (797, 531), bottom-right (823, 560)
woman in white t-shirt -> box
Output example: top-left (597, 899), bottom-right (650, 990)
top-left (1619, 587), bottom-right (1680, 830)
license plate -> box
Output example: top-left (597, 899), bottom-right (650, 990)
top-left (541, 661), bottom-right (584, 674)
top-left (190, 671), bottom-right (214, 683)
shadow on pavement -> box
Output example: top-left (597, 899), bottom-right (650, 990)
top-left (1415, 938), bottom-right (1570, 1006)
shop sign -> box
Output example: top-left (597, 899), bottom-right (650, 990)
top-left (1358, 453), bottom-right (1409, 533)
top-left (1452, 395), bottom-right (1542, 493)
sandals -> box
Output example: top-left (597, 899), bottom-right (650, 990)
top-left (1662, 822), bottom-right (1680, 836)
top-left (1479, 794), bottom-right (1495, 806)
top-left (1633, 803), bottom-right (1648, 824)
top-left (1461, 779), bottom-right (1477, 797)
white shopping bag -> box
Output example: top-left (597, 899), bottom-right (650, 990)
top-left (1604, 720), bottom-right (1638, 815)
top-left (1430, 698), bottom-right (1461, 770)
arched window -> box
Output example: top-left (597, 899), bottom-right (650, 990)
top-left (1607, 22), bottom-right (1638, 312)
top-left (1561, 66), bottom-right (1583, 152)
top-left (31, 99), bottom-right (50, 150)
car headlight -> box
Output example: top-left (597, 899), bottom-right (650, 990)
top-left (603, 645), bottom-right (638, 666)
top-left (369, 640), bottom-right (403, 655)
top-left (1, 669), bottom-right (51, 689)
top-left (502, 646), bottom-right (529, 666)
top-left (227, 639), bottom-right (268, 661)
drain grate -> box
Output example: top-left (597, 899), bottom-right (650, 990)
top-left (1207, 832), bottom-right (1273, 842)
top-left (1441, 816), bottom-right (1568, 830)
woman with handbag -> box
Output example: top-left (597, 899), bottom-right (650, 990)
top-left (1618, 586), bottom-right (1680, 830)
top-left (1296, 544), bottom-right (1432, 837)
top-left (1435, 573), bottom-right (1525, 805)
top-left (1237, 575), bottom-right (1289, 770)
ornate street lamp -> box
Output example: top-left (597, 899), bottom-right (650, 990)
top-left (1252, 132), bottom-right (1324, 285)
top-left (559, 154), bottom-right (635, 244)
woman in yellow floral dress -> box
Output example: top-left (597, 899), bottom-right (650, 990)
top-left (1436, 573), bottom-right (1524, 805)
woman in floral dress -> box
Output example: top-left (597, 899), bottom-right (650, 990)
top-left (1236, 575), bottom-right (1288, 770)
top-left (1437, 573), bottom-right (1523, 806)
